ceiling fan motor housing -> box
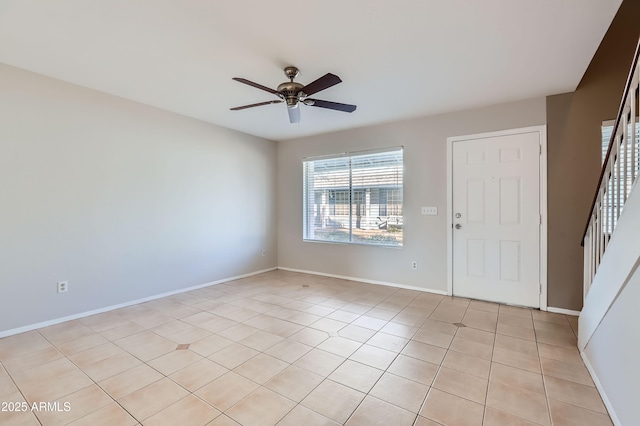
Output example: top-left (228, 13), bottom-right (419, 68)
top-left (277, 81), bottom-right (304, 108)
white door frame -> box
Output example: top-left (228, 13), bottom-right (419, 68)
top-left (446, 125), bottom-right (548, 310)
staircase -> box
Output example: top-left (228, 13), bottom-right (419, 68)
top-left (579, 38), bottom-right (640, 426)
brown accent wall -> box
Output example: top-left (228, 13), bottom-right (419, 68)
top-left (546, 0), bottom-right (640, 310)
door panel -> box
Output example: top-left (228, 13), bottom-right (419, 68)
top-left (452, 131), bottom-right (540, 307)
top-left (466, 239), bottom-right (486, 277)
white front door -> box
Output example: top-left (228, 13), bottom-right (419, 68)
top-left (452, 131), bottom-right (541, 307)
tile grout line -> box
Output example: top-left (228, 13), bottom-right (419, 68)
top-left (480, 301), bottom-right (497, 426)
top-left (535, 318), bottom-right (556, 426)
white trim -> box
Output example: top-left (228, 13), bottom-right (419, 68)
top-left (0, 267), bottom-right (277, 339)
top-left (547, 307), bottom-right (581, 316)
top-left (302, 145), bottom-right (404, 161)
top-left (540, 126), bottom-right (548, 311)
top-left (446, 135), bottom-right (454, 296)
top-left (446, 125), bottom-right (548, 309)
top-left (277, 267), bottom-right (448, 295)
top-left (581, 351), bottom-right (622, 426)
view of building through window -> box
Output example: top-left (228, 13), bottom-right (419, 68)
top-left (303, 148), bottom-right (403, 247)
top-left (601, 121), bottom-right (640, 230)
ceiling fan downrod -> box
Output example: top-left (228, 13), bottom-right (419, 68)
top-left (278, 67), bottom-right (304, 108)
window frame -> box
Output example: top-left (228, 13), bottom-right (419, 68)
top-left (302, 147), bottom-right (404, 248)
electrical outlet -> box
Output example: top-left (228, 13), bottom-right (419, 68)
top-left (261, 249), bottom-right (267, 257)
top-left (421, 206), bottom-right (438, 215)
top-left (411, 261), bottom-right (418, 270)
top-left (57, 281), bottom-right (68, 293)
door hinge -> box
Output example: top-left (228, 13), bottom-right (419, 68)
top-left (539, 283), bottom-right (542, 294)
top-left (539, 215), bottom-right (542, 225)
top-left (539, 145), bottom-right (542, 155)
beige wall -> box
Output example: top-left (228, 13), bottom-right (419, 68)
top-left (546, 0), bottom-right (640, 311)
top-left (0, 64), bottom-right (277, 334)
top-left (277, 98), bottom-right (546, 293)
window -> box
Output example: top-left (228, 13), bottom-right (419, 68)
top-left (303, 147), bottom-right (403, 247)
top-left (601, 120), bottom-right (640, 230)
top-left (601, 120), bottom-right (640, 166)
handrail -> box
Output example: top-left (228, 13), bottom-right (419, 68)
top-left (582, 38), bottom-right (640, 246)
top-left (582, 37), bottom-right (640, 300)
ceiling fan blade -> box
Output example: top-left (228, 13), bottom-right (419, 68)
top-left (288, 106), bottom-right (301, 124)
top-left (230, 100), bottom-right (282, 110)
top-left (232, 77), bottom-right (279, 95)
top-left (301, 73), bottom-right (342, 96)
top-left (307, 99), bottom-right (357, 113)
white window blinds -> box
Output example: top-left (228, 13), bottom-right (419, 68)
top-left (303, 147), bottom-right (403, 247)
top-left (601, 121), bottom-right (640, 230)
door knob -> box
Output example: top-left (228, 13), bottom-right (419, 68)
top-left (455, 223), bottom-right (462, 229)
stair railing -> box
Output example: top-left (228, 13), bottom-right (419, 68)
top-left (582, 38), bottom-right (640, 300)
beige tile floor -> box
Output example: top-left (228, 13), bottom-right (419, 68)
top-left (0, 270), bottom-right (612, 426)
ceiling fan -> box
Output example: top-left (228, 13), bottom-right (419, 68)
top-left (230, 66), bottom-right (357, 124)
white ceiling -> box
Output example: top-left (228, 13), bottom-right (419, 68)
top-left (0, 0), bottom-right (622, 141)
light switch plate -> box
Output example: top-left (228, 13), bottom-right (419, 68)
top-left (421, 207), bottom-right (438, 215)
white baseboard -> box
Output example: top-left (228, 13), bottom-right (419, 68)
top-left (546, 306), bottom-right (581, 316)
top-left (0, 267), bottom-right (277, 339)
top-left (581, 350), bottom-right (621, 426)
top-left (277, 266), bottom-right (448, 296)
